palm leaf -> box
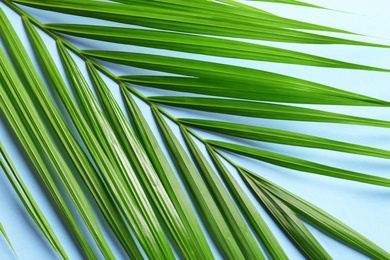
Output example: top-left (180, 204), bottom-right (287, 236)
top-left (0, 223), bottom-right (18, 259)
top-left (1, 0), bottom-right (389, 258)
top-left (241, 167), bottom-right (390, 259)
top-left (208, 140), bottom-right (390, 187)
top-left (0, 142), bottom-right (67, 259)
top-left (47, 24), bottom-right (385, 69)
top-left (245, 176), bottom-right (332, 260)
top-left (24, 16), bottom-right (174, 259)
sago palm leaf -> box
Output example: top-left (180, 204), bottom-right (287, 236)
top-left (0, 0), bottom-right (389, 259)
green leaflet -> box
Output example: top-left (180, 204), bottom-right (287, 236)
top-left (47, 24), bottom-right (386, 70)
top-left (244, 176), bottom-right (332, 260)
top-left (22, 14), bottom-right (173, 258)
top-left (0, 142), bottom-right (67, 260)
top-left (242, 168), bottom-right (390, 259)
top-left (111, 0), bottom-right (330, 31)
top-left (2, 27), bottom-right (112, 259)
top-left (2, 0), bottom-right (389, 258)
top-left (58, 42), bottom-right (178, 259)
top-left (179, 119), bottom-right (390, 160)
top-left (0, 223), bottom-right (18, 259)
top-left (0, 9), bottom-right (142, 259)
top-left (246, 0), bottom-right (324, 8)
top-left (122, 75), bottom-right (390, 106)
top-left (22, 17), bottom-right (122, 260)
top-left (83, 51), bottom-right (390, 106)
top-left (45, 38), bottom-right (173, 258)
top-left (152, 107), bottom-right (245, 259)
top-left (14, 0), bottom-right (360, 42)
top-left (208, 140), bottom-right (390, 187)
top-left (150, 96), bottom-right (390, 126)
top-left (120, 87), bottom-right (214, 259)
top-left (82, 60), bottom-right (207, 259)
top-left (0, 49), bottom-right (95, 259)
top-left (206, 148), bottom-right (288, 259)
top-left (180, 128), bottom-right (265, 259)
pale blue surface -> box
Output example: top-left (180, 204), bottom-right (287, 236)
top-left (1, 0), bottom-right (390, 259)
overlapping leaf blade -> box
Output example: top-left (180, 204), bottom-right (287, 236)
top-left (152, 107), bottom-right (245, 259)
top-left (112, 0), bottom-right (327, 28)
top-left (1, 0), bottom-right (389, 258)
top-left (83, 51), bottom-right (390, 106)
top-left (206, 148), bottom-right (288, 259)
top-left (244, 175), bottom-right (332, 260)
top-left (66, 53), bottom-right (209, 259)
top-left (180, 128), bottom-right (265, 259)
top-left (22, 16), bottom-right (175, 258)
top-left (47, 24), bottom-right (388, 70)
top-left (0, 47), bottom-right (96, 259)
top-left (15, 0), bottom-right (364, 41)
top-left (0, 142), bottom-right (67, 259)
top-left (120, 87), bottom-right (215, 259)
top-left (150, 96), bottom-right (390, 126)
top-left (242, 168), bottom-right (390, 259)
top-left (0, 9), bottom-right (142, 258)
top-left (208, 140), bottom-right (390, 187)
top-left (180, 119), bottom-right (390, 159)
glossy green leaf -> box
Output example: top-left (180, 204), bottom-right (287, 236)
top-left (123, 75), bottom-right (390, 106)
top-left (120, 86), bottom-right (215, 259)
top-left (0, 223), bottom-right (18, 259)
top-left (54, 44), bottom-right (174, 259)
top-left (179, 119), bottom-right (390, 159)
top-left (83, 60), bottom-right (207, 259)
top-left (23, 17), bottom-right (173, 259)
top-left (0, 142), bottom-right (67, 260)
top-left (82, 51), bottom-right (389, 106)
top-left (244, 175), bottom-right (332, 260)
top-left (247, 0), bottom-right (324, 8)
top-left (206, 148), bottom-right (288, 259)
top-left (243, 168), bottom-right (390, 259)
top-left (180, 128), bottom-right (265, 259)
top-left (47, 24), bottom-right (385, 70)
top-left (15, 0), bottom-right (364, 42)
top-left (152, 107), bottom-right (245, 259)
top-left (150, 96), bottom-right (390, 127)
top-left (0, 9), bottom-right (142, 258)
top-left (0, 48), bottom-right (96, 259)
top-left (112, 0), bottom-right (327, 28)
top-left (209, 140), bottom-right (390, 187)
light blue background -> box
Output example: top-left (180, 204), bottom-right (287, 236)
top-left (1, 0), bottom-right (390, 259)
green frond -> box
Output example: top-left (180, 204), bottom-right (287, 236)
top-left (1, 0), bottom-right (389, 258)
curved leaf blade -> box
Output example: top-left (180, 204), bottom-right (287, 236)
top-left (180, 119), bottom-right (390, 160)
top-left (82, 51), bottom-right (389, 106)
top-left (180, 128), bottom-right (265, 259)
top-left (152, 107), bottom-right (245, 259)
top-left (244, 175), bottom-right (332, 260)
top-left (206, 148), bottom-right (288, 259)
top-left (150, 97), bottom-right (390, 127)
top-left (209, 140), bottom-right (390, 187)
top-left (47, 24), bottom-right (381, 70)
top-left (243, 168), bottom-right (390, 259)
top-left (0, 143), bottom-right (68, 260)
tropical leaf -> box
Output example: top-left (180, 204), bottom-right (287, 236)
top-left (241, 167), bottom-right (390, 259)
top-left (48, 24), bottom-right (385, 69)
top-left (1, 0), bottom-right (389, 258)
top-left (246, 0), bottom-right (323, 8)
top-left (0, 142), bottom-right (67, 259)
top-left (0, 223), bottom-right (18, 259)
